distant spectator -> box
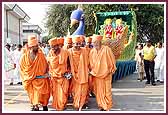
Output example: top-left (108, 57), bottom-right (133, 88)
top-left (143, 39), bottom-right (157, 86)
top-left (155, 42), bottom-right (164, 83)
top-left (42, 43), bottom-right (49, 56)
top-left (137, 44), bottom-right (145, 81)
top-left (13, 44), bottom-right (23, 85)
top-left (4, 43), bottom-right (15, 85)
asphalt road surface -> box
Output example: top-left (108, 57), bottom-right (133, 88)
top-left (3, 73), bottom-right (165, 112)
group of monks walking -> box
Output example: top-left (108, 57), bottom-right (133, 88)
top-left (19, 34), bottom-right (116, 111)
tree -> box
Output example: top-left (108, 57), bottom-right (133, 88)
top-left (42, 35), bottom-right (52, 43)
top-left (129, 4), bottom-right (164, 43)
top-left (45, 4), bottom-right (164, 43)
top-left (44, 4), bottom-right (77, 37)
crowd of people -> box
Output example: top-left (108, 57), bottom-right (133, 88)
top-left (135, 39), bottom-right (164, 85)
top-left (4, 35), bottom-right (116, 111)
top-left (4, 42), bottom-right (50, 85)
top-left (4, 43), bottom-right (23, 85)
top-left (4, 35), bottom-right (165, 111)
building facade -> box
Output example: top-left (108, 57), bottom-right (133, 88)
top-left (22, 24), bottom-right (43, 45)
top-left (4, 4), bottom-right (30, 45)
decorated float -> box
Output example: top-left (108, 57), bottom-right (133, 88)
top-left (70, 7), bottom-right (137, 82)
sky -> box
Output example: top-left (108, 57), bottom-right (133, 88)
top-left (17, 3), bottom-right (50, 36)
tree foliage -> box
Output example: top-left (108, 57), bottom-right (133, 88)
top-left (45, 4), bottom-right (164, 43)
top-left (42, 35), bottom-right (52, 43)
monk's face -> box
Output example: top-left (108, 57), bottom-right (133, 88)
top-left (85, 42), bottom-right (90, 46)
top-left (67, 43), bottom-right (73, 49)
top-left (51, 44), bottom-right (60, 52)
top-left (31, 45), bottom-right (39, 53)
top-left (92, 40), bottom-right (101, 49)
top-left (59, 44), bottom-right (64, 48)
top-left (73, 42), bottom-right (81, 50)
top-left (81, 41), bottom-right (85, 47)
top-left (86, 42), bottom-right (93, 48)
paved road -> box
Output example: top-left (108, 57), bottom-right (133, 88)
top-left (3, 73), bottom-right (165, 112)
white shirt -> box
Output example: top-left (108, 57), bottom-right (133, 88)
top-left (13, 49), bottom-right (22, 68)
top-left (4, 48), bottom-right (15, 71)
top-left (155, 47), bottom-right (164, 69)
top-left (42, 47), bottom-right (49, 56)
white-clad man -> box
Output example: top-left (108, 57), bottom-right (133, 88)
top-left (155, 42), bottom-right (164, 83)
